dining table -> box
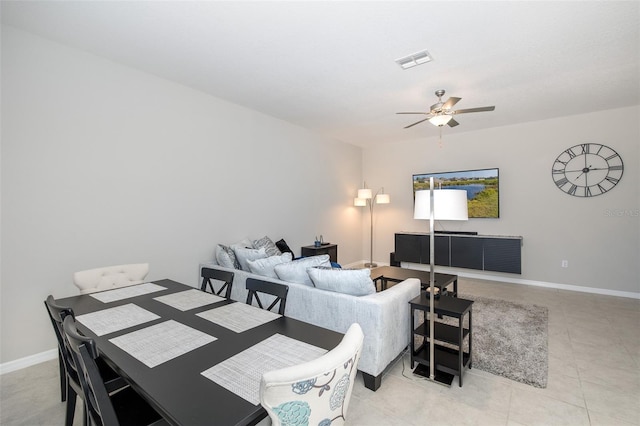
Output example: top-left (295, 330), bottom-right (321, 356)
top-left (58, 279), bottom-right (343, 426)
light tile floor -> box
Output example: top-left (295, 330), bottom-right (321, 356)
top-left (1, 278), bottom-right (639, 425)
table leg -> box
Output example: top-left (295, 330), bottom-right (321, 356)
top-left (454, 277), bottom-right (458, 297)
top-left (458, 315), bottom-right (463, 387)
top-left (469, 308), bottom-right (473, 369)
top-left (409, 307), bottom-right (415, 369)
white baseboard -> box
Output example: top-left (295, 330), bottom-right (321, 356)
top-left (1, 348), bottom-right (58, 375)
top-left (351, 259), bottom-right (640, 300)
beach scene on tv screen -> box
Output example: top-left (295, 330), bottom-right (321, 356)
top-left (413, 168), bottom-right (499, 218)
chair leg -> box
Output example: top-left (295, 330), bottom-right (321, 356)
top-left (64, 384), bottom-right (77, 426)
top-left (58, 350), bottom-right (67, 402)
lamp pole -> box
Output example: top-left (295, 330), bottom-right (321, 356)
top-left (429, 177), bottom-right (436, 381)
top-left (355, 185), bottom-right (389, 268)
top-left (365, 191), bottom-right (378, 268)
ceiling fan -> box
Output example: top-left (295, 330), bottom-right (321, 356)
top-left (397, 89), bottom-right (495, 129)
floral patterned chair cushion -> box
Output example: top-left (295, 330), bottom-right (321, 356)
top-left (260, 323), bottom-right (364, 426)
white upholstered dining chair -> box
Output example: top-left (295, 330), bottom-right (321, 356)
top-left (259, 323), bottom-right (364, 426)
top-left (73, 263), bottom-right (150, 294)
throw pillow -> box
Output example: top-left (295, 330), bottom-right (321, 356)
top-left (231, 238), bottom-right (254, 249)
top-left (274, 255), bottom-right (331, 286)
top-left (252, 236), bottom-right (281, 257)
top-left (275, 238), bottom-right (295, 258)
top-left (307, 267), bottom-right (376, 296)
top-left (215, 244), bottom-right (241, 269)
top-left (234, 247), bottom-right (267, 272)
top-left (247, 253), bottom-right (293, 278)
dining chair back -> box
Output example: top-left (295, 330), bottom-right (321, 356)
top-left (62, 316), bottom-right (167, 426)
top-left (44, 296), bottom-right (74, 402)
top-left (73, 263), bottom-right (149, 294)
top-left (45, 295), bottom-right (127, 426)
top-left (246, 278), bottom-right (289, 315)
top-left (260, 323), bottom-right (364, 426)
top-left (200, 267), bottom-right (234, 299)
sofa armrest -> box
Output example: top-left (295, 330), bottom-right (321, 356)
top-left (355, 278), bottom-right (421, 376)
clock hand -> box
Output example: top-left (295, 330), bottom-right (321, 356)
top-left (566, 165), bottom-right (593, 174)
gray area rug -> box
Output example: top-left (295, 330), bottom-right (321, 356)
top-left (457, 293), bottom-right (548, 388)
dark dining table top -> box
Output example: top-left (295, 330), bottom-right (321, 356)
top-left (58, 279), bottom-right (343, 426)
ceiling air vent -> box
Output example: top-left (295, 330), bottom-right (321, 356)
top-left (395, 50), bottom-right (433, 70)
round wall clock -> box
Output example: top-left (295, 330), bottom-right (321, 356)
top-left (552, 143), bottom-right (624, 197)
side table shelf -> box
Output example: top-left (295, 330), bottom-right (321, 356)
top-left (409, 293), bottom-right (473, 386)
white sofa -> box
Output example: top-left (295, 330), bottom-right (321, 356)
top-left (199, 260), bottom-right (421, 391)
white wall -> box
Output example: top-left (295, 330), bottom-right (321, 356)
top-left (362, 107), bottom-right (639, 294)
top-left (0, 27), bottom-right (363, 363)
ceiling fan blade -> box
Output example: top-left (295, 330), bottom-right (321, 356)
top-left (448, 118), bottom-right (460, 127)
top-left (453, 106), bottom-right (496, 114)
top-left (396, 112), bottom-right (428, 115)
top-left (442, 97), bottom-right (461, 110)
top-left (404, 117), bottom-right (431, 129)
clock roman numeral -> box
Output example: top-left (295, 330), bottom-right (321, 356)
top-left (568, 184), bottom-right (578, 195)
top-left (605, 153), bottom-right (620, 161)
top-left (585, 186), bottom-right (592, 197)
top-left (580, 144), bottom-right (590, 154)
top-left (554, 177), bottom-right (569, 187)
top-left (609, 165), bottom-right (623, 171)
top-left (605, 176), bottom-right (619, 185)
top-left (552, 168), bottom-right (565, 174)
top-left (564, 148), bottom-right (577, 159)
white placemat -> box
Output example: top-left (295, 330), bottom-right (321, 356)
top-left (76, 303), bottom-right (160, 336)
top-left (196, 302), bottom-right (281, 333)
top-left (89, 283), bottom-right (167, 303)
top-left (201, 333), bottom-right (327, 405)
top-left (109, 320), bottom-right (217, 368)
top-left (153, 289), bottom-right (225, 311)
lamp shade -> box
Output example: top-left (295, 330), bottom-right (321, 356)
top-left (354, 197), bottom-right (367, 207)
top-left (414, 189), bottom-right (468, 221)
top-left (428, 114), bottom-right (453, 127)
top-left (376, 193), bottom-right (390, 204)
top-left (357, 188), bottom-right (373, 199)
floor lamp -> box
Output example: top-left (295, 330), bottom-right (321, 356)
top-left (413, 178), bottom-right (468, 382)
top-left (354, 184), bottom-right (390, 268)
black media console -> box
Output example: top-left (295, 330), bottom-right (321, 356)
top-left (395, 232), bottom-right (522, 274)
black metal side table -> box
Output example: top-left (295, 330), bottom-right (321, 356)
top-left (409, 293), bottom-right (473, 386)
top-left (300, 243), bottom-right (337, 263)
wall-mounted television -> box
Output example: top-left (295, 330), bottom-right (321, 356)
top-left (413, 168), bottom-right (500, 218)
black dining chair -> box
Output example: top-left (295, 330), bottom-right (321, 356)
top-left (44, 296), bottom-right (127, 426)
top-left (62, 315), bottom-right (168, 426)
top-left (245, 278), bottom-right (289, 315)
top-left (200, 267), bottom-right (234, 299)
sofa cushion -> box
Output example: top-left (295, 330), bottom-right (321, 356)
top-left (215, 244), bottom-right (241, 269)
top-left (247, 252), bottom-right (293, 278)
top-left (308, 267), bottom-right (376, 296)
top-left (234, 247), bottom-right (267, 271)
top-left (274, 255), bottom-right (331, 286)
top-left (252, 236), bottom-right (281, 257)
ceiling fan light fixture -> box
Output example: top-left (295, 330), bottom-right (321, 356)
top-left (395, 50), bottom-right (432, 70)
top-left (428, 114), bottom-right (453, 127)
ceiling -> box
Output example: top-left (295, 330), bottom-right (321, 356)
top-left (2, 1), bottom-right (639, 148)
